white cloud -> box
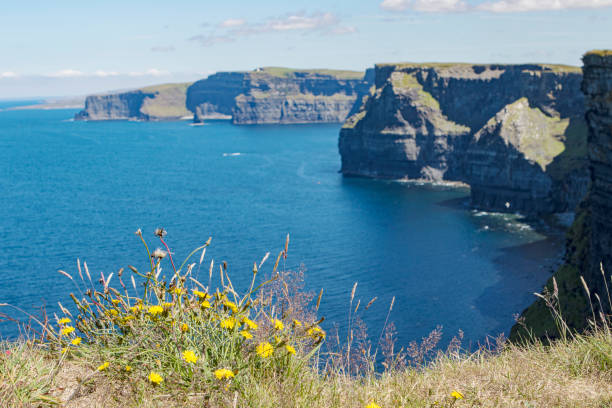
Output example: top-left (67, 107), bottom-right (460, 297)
top-left (190, 11), bottom-right (356, 47)
top-left (128, 68), bottom-right (170, 77)
top-left (220, 18), bottom-right (246, 28)
top-left (477, 0), bottom-right (612, 12)
top-left (381, 0), bottom-right (467, 12)
top-left (0, 71), bottom-right (18, 79)
top-left (380, 0), bottom-right (612, 12)
top-left (93, 70), bottom-right (119, 77)
top-left (46, 69), bottom-right (84, 78)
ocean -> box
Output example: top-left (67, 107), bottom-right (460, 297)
top-left (0, 106), bottom-right (563, 348)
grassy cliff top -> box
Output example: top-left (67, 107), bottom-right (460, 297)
top-left (375, 62), bottom-right (581, 73)
top-left (585, 49), bottom-right (612, 57)
top-left (140, 82), bottom-right (192, 94)
top-left (253, 66), bottom-right (364, 79)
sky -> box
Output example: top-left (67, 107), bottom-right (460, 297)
top-left (1, 0), bottom-right (611, 98)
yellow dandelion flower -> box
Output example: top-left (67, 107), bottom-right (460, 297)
top-left (256, 342), bottom-right (274, 358)
top-left (58, 317), bottom-right (71, 325)
top-left (285, 344), bottom-right (296, 355)
top-left (451, 391), bottom-right (464, 400)
top-left (242, 317), bottom-right (258, 330)
top-left (172, 287), bottom-right (185, 295)
top-left (307, 326), bottom-right (326, 339)
top-left (61, 347), bottom-right (68, 354)
top-left (201, 300), bottom-right (212, 309)
top-left (148, 305), bottom-right (164, 316)
top-left (193, 289), bottom-right (209, 299)
top-left (97, 361), bottom-right (110, 371)
top-left (182, 350), bottom-right (198, 364)
top-left (109, 309), bottom-right (119, 316)
top-left (180, 323), bottom-right (189, 332)
top-left (148, 371), bottom-right (163, 384)
top-left (220, 317), bottom-right (236, 330)
top-left (60, 326), bottom-right (75, 336)
top-left (130, 305), bottom-right (141, 314)
top-left (293, 319), bottom-right (302, 327)
top-left (162, 302), bottom-right (174, 308)
top-left (125, 365), bottom-right (132, 372)
top-left (273, 319), bottom-right (284, 330)
top-left (240, 330), bottom-right (253, 339)
top-left (71, 337), bottom-right (82, 346)
top-left (214, 368), bottom-right (235, 380)
top-left (365, 403), bottom-right (381, 408)
top-left (223, 301), bottom-right (239, 313)
top-left (111, 299), bottom-right (121, 305)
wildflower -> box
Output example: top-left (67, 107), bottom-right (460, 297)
top-left (220, 317), bottom-right (236, 330)
top-left (61, 347), bottom-right (68, 354)
top-left (181, 323), bottom-right (189, 332)
top-left (171, 287), bottom-right (185, 295)
top-left (214, 368), bottom-right (235, 380)
top-left (273, 319), bottom-right (284, 331)
top-left (148, 305), bottom-right (164, 316)
top-left (111, 299), bottom-right (121, 305)
top-left (285, 344), bottom-right (296, 355)
top-left (108, 309), bottom-right (119, 316)
top-left (125, 365), bottom-right (132, 372)
top-left (130, 305), bottom-right (142, 314)
top-left (451, 391), bottom-right (464, 400)
top-left (182, 350), bottom-right (198, 364)
top-left (256, 342), bottom-right (274, 358)
top-left (60, 326), bottom-right (75, 336)
top-left (148, 371), bottom-right (163, 384)
top-left (293, 319), bottom-right (302, 327)
top-left (154, 228), bottom-right (167, 238)
top-left (223, 301), bottom-right (239, 313)
top-left (242, 317), bottom-right (258, 330)
top-left (365, 403), bottom-right (381, 408)
top-left (71, 337), bottom-right (82, 346)
top-left (58, 317), bottom-right (71, 325)
top-left (193, 289), bottom-right (209, 299)
top-left (240, 330), bottom-right (253, 340)
top-left (201, 300), bottom-right (212, 309)
top-left (162, 302), bottom-right (174, 308)
top-left (307, 326), bottom-right (326, 339)
top-left (151, 248), bottom-right (167, 259)
top-left (97, 361), bottom-right (110, 371)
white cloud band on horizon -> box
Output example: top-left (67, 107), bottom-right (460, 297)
top-left (380, 0), bottom-right (612, 12)
top-left (0, 72), bottom-right (18, 79)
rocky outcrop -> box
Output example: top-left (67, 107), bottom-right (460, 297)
top-left (339, 63), bottom-right (588, 214)
top-left (511, 51), bottom-right (612, 340)
top-left (75, 83), bottom-right (192, 121)
top-left (186, 67), bottom-right (373, 124)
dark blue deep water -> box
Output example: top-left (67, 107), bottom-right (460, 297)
top-left (0, 108), bottom-right (562, 348)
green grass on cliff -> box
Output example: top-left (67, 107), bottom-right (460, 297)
top-left (1, 230), bottom-right (612, 407)
top-left (254, 67), bottom-right (364, 79)
top-left (138, 82), bottom-right (192, 119)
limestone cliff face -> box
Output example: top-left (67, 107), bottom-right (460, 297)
top-left (186, 67), bottom-right (373, 124)
top-left (511, 51), bottom-right (612, 340)
top-left (75, 83), bottom-right (191, 121)
top-left (340, 63), bottom-right (588, 214)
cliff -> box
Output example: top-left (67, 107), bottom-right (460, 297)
top-left (186, 67), bottom-right (374, 124)
top-left (339, 63), bottom-right (588, 214)
top-left (75, 83), bottom-right (192, 121)
top-left (511, 51), bottom-right (612, 340)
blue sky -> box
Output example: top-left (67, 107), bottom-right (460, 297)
top-left (1, 0), bottom-right (611, 97)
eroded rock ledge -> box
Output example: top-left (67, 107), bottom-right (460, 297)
top-left (512, 51), bottom-right (612, 340)
top-left (339, 63), bottom-right (588, 214)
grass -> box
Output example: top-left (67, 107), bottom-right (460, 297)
top-left (254, 67), bottom-right (364, 80)
top-left (376, 62), bottom-right (581, 73)
top-left (1, 229), bottom-right (612, 407)
top-left (139, 83), bottom-right (192, 119)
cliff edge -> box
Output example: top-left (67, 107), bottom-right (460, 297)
top-left (339, 63), bottom-right (588, 214)
top-left (511, 51), bottom-right (612, 340)
top-left (186, 67), bottom-right (374, 124)
top-left (75, 83), bottom-right (192, 121)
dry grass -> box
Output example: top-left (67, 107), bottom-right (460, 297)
top-left (1, 230), bottom-right (612, 407)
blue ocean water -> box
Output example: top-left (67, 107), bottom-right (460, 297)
top-left (0, 108), bottom-right (562, 348)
